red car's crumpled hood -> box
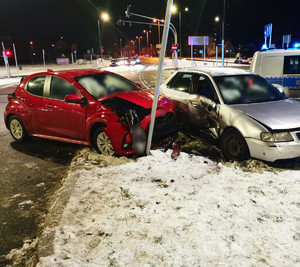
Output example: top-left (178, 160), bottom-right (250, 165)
top-left (102, 89), bottom-right (167, 109)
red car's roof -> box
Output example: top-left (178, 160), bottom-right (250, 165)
top-left (28, 69), bottom-right (109, 79)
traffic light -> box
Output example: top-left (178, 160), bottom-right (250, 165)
top-left (213, 27), bottom-right (220, 45)
top-left (125, 5), bottom-right (131, 18)
top-left (176, 44), bottom-right (180, 53)
top-left (5, 50), bottom-right (13, 57)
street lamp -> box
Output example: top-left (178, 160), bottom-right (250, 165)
top-left (98, 11), bottom-right (110, 63)
top-left (153, 18), bottom-right (161, 45)
top-left (131, 40), bottom-right (136, 55)
top-left (143, 30), bottom-right (151, 55)
top-left (214, 16), bottom-right (221, 66)
top-left (221, 0), bottom-right (226, 68)
top-left (171, 4), bottom-right (189, 60)
top-left (136, 36), bottom-right (142, 55)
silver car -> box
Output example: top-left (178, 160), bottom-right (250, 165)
top-left (161, 68), bottom-right (300, 162)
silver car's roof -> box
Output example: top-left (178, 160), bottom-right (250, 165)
top-left (177, 67), bottom-right (254, 77)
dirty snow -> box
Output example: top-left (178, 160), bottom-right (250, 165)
top-left (38, 149), bottom-right (300, 266)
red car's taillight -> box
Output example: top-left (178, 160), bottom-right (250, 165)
top-left (7, 92), bottom-right (17, 101)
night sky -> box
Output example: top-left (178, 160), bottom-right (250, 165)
top-left (0, 0), bottom-right (299, 63)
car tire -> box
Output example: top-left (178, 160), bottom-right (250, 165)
top-left (93, 127), bottom-right (115, 156)
top-left (220, 129), bottom-right (250, 161)
top-left (8, 115), bottom-right (29, 142)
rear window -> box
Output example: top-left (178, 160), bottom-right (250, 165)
top-left (284, 56), bottom-right (300, 74)
top-left (26, 76), bottom-right (46, 97)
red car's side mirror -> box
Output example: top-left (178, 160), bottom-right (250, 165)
top-left (64, 94), bottom-right (87, 104)
top-left (136, 83), bottom-right (142, 88)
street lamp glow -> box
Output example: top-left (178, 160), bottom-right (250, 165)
top-left (153, 18), bottom-right (157, 23)
top-left (171, 5), bottom-right (178, 14)
top-left (101, 12), bottom-right (110, 21)
top-left (215, 16), bottom-right (220, 22)
top-left (185, 7), bottom-right (189, 12)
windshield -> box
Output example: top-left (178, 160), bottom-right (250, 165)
top-left (74, 72), bottom-right (141, 99)
top-left (214, 75), bottom-right (285, 104)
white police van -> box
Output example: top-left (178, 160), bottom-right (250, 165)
top-left (250, 48), bottom-right (300, 99)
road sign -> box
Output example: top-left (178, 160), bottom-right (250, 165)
top-left (264, 24), bottom-right (272, 38)
top-left (282, 34), bottom-right (291, 48)
top-left (172, 45), bottom-right (177, 51)
top-left (188, 36), bottom-right (209, 46)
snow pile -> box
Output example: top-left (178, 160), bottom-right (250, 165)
top-left (0, 77), bottom-right (21, 87)
top-left (38, 150), bottom-right (300, 266)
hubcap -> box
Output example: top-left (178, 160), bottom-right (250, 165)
top-left (10, 119), bottom-right (23, 139)
top-left (96, 132), bottom-right (114, 156)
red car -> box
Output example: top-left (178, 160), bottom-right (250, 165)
top-left (4, 69), bottom-right (177, 155)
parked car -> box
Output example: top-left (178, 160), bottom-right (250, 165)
top-left (117, 58), bottom-right (135, 66)
top-left (4, 69), bottom-right (177, 156)
top-left (250, 48), bottom-right (300, 99)
top-left (234, 56), bottom-right (250, 64)
top-left (161, 67), bottom-right (300, 162)
top-left (110, 59), bottom-right (118, 67)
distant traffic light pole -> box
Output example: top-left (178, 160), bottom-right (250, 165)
top-left (13, 43), bottom-right (19, 77)
top-left (221, 0), bottom-right (226, 68)
top-left (1, 42), bottom-right (11, 78)
top-left (125, 5), bottom-right (178, 68)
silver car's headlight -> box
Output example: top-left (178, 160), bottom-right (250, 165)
top-left (261, 132), bottom-right (293, 142)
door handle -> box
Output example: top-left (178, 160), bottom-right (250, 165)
top-left (21, 97), bottom-right (26, 102)
top-left (46, 103), bottom-right (55, 108)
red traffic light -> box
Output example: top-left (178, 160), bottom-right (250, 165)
top-left (5, 50), bottom-right (13, 57)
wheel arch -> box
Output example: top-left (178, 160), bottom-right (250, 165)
top-left (89, 122), bottom-right (107, 145)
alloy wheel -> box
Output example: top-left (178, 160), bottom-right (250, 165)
top-left (10, 119), bottom-right (23, 140)
top-left (96, 132), bottom-right (114, 156)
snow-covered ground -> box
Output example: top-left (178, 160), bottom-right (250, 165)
top-left (37, 149), bottom-right (300, 266)
top-left (0, 59), bottom-right (111, 79)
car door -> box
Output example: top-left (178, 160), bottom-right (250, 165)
top-left (188, 74), bottom-right (220, 130)
top-left (42, 75), bottom-right (87, 141)
top-left (162, 72), bottom-right (194, 122)
top-left (21, 75), bottom-right (48, 134)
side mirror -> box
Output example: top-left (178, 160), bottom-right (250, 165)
top-left (64, 94), bottom-right (87, 104)
top-left (136, 82), bottom-right (142, 88)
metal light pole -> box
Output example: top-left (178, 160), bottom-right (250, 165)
top-left (136, 36), bottom-right (142, 55)
top-left (1, 42), bottom-right (11, 78)
top-left (177, 7), bottom-right (188, 60)
top-left (98, 12), bottom-right (110, 64)
top-left (120, 39), bottom-right (122, 58)
top-left (143, 30), bottom-right (150, 54)
top-left (12, 43), bottom-right (19, 77)
top-left (124, 8), bottom-right (178, 68)
top-left (221, 0), bottom-right (226, 68)
top-left (153, 19), bottom-right (161, 44)
top-left (146, 0), bottom-right (174, 155)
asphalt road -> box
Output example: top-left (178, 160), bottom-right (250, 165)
top-left (0, 85), bottom-right (81, 265)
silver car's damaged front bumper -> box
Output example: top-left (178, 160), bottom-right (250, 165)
top-left (245, 136), bottom-right (300, 162)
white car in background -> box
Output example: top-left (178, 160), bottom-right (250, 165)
top-left (161, 68), bottom-right (300, 162)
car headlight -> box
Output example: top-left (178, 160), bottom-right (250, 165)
top-left (261, 132), bottom-right (293, 142)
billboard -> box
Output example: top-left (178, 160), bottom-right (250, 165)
top-left (188, 36), bottom-right (209, 46)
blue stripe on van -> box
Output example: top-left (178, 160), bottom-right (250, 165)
top-left (265, 77), bottom-right (300, 88)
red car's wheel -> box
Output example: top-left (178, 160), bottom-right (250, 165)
top-left (9, 115), bottom-right (29, 142)
top-left (93, 127), bottom-right (115, 156)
